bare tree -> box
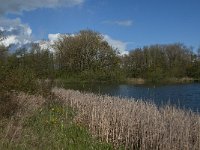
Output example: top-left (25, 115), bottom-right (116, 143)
top-left (0, 31), bottom-right (6, 42)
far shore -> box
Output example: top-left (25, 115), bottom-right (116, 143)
top-left (125, 77), bottom-right (200, 85)
top-left (55, 77), bottom-right (200, 86)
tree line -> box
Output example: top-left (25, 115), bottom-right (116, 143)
top-left (123, 44), bottom-right (200, 81)
top-left (0, 29), bottom-right (200, 86)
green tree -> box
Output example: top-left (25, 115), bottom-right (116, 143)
top-left (12, 43), bottom-right (55, 78)
top-left (124, 43), bottom-right (195, 80)
top-left (54, 30), bottom-right (121, 81)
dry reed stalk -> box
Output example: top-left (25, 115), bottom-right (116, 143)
top-left (53, 88), bottom-right (200, 150)
top-left (3, 93), bottom-right (46, 142)
top-left (15, 92), bottom-right (45, 116)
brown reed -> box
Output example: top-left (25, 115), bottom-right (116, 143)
top-left (1, 92), bottom-right (46, 142)
top-left (53, 87), bottom-right (200, 150)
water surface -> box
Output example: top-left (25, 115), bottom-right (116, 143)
top-left (62, 83), bottom-right (200, 112)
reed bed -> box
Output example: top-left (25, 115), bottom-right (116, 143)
top-left (1, 93), bottom-right (46, 143)
top-left (15, 92), bottom-right (46, 116)
top-left (53, 87), bottom-right (200, 150)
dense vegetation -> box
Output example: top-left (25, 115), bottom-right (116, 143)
top-left (0, 30), bottom-right (116, 149)
top-left (1, 29), bottom-right (200, 149)
top-left (1, 29), bottom-right (200, 119)
top-left (123, 44), bottom-right (200, 82)
top-left (1, 29), bottom-right (200, 85)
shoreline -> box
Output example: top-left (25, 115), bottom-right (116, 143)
top-left (55, 77), bottom-right (200, 86)
top-left (125, 77), bottom-right (200, 85)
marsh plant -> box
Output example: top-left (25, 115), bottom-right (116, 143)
top-left (0, 92), bottom-right (113, 150)
top-left (53, 88), bottom-right (200, 150)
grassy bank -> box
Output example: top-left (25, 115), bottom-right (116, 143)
top-left (53, 88), bottom-right (200, 150)
top-left (0, 92), bottom-right (113, 150)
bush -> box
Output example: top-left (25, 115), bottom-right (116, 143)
top-left (0, 67), bottom-right (37, 93)
top-left (0, 66), bottom-right (53, 118)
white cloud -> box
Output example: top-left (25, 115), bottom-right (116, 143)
top-left (0, 0), bottom-right (84, 16)
top-left (38, 33), bottom-right (129, 55)
top-left (48, 33), bottom-right (61, 41)
top-left (0, 18), bottom-right (32, 36)
top-left (1, 25), bottom-right (130, 55)
top-left (37, 33), bottom-right (62, 51)
top-left (47, 33), bottom-right (129, 55)
top-left (103, 34), bottom-right (129, 55)
top-left (38, 40), bottom-right (52, 51)
top-left (0, 19), bottom-right (131, 56)
top-left (0, 18), bottom-right (32, 48)
top-left (0, 0), bottom-right (83, 48)
top-left (1, 36), bottom-right (18, 47)
top-left (103, 20), bottom-right (133, 27)
top-left (0, 0), bottom-right (84, 50)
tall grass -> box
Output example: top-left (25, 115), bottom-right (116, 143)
top-left (53, 88), bottom-right (200, 150)
top-left (0, 92), bottom-right (113, 149)
top-left (0, 93), bottom-right (46, 143)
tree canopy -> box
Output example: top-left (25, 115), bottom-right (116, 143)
top-left (0, 29), bottom-right (200, 83)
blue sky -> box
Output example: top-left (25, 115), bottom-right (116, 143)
top-left (1, 0), bottom-right (200, 53)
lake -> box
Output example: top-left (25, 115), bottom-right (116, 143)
top-left (61, 82), bottom-right (200, 112)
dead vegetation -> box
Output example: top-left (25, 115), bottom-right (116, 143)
top-left (53, 88), bottom-right (200, 150)
top-left (0, 92), bottom-right (46, 143)
top-left (0, 91), bottom-right (113, 149)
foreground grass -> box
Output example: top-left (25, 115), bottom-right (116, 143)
top-left (2, 87), bottom-right (200, 150)
top-left (53, 88), bottom-right (200, 150)
top-left (0, 94), bottom-right (113, 150)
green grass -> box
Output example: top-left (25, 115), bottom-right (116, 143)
top-left (0, 101), bottom-right (113, 150)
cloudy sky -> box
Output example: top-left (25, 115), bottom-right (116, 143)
top-left (0, 0), bottom-right (200, 53)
